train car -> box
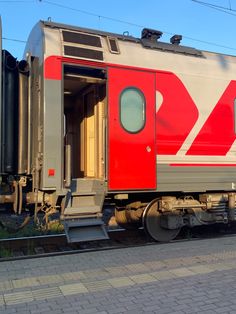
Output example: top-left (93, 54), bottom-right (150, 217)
top-left (1, 20), bottom-right (236, 242)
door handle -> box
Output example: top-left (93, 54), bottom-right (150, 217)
top-left (146, 146), bottom-right (151, 152)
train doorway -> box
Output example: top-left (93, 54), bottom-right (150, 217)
top-left (63, 65), bottom-right (106, 182)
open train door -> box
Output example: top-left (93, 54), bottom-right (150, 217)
top-left (108, 67), bottom-right (156, 190)
top-left (0, 16), bottom-right (2, 172)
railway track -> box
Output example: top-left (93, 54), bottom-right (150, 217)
top-left (0, 228), bottom-right (151, 261)
top-left (1, 224), bottom-right (236, 262)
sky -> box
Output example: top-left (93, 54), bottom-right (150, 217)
top-left (1, 0), bottom-right (236, 59)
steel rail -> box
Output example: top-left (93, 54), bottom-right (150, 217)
top-left (1, 227), bottom-right (236, 262)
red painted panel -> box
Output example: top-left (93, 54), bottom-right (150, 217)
top-left (44, 56), bottom-right (62, 80)
top-left (187, 80), bottom-right (236, 156)
top-left (108, 67), bottom-right (156, 190)
top-left (44, 56), bottom-right (105, 80)
top-left (156, 72), bottom-right (199, 154)
top-left (170, 164), bottom-right (236, 167)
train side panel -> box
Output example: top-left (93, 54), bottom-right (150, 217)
top-left (2, 21), bottom-right (236, 242)
top-left (37, 22), bottom-right (236, 194)
top-left (102, 32), bottom-right (236, 192)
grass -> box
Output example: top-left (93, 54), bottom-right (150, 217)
top-left (0, 216), bottom-right (65, 258)
top-left (0, 229), bottom-right (11, 238)
top-left (47, 220), bottom-right (64, 234)
top-left (0, 217), bottom-right (65, 239)
top-left (0, 246), bottom-right (12, 258)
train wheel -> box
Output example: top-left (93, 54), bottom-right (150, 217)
top-left (143, 199), bottom-right (180, 242)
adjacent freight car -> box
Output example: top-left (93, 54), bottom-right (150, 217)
top-left (1, 19), bottom-right (236, 242)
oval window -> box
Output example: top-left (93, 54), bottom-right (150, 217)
top-left (120, 88), bottom-right (145, 133)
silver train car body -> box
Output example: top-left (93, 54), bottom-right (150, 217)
top-left (1, 20), bottom-right (236, 242)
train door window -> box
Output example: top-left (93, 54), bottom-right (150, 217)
top-left (120, 87), bottom-right (145, 133)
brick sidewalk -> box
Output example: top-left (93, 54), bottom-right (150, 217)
top-left (0, 236), bottom-right (236, 313)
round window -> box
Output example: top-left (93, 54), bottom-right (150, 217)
top-left (120, 88), bottom-right (145, 133)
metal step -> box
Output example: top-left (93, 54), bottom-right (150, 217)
top-left (71, 194), bottom-right (103, 207)
top-left (64, 178), bottom-right (105, 216)
top-left (63, 218), bottom-right (109, 243)
top-left (71, 178), bottom-right (105, 194)
top-left (61, 178), bottom-right (107, 243)
top-left (64, 206), bottom-right (101, 216)
top-left (71, 191), bottom-right (96, 196)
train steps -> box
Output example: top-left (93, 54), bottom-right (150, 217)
top-left (62, 178), bottom-right (109, 243)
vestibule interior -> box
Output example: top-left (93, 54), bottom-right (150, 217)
top-left (63, 65), bottom-right (106, 180)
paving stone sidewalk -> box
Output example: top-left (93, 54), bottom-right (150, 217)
top-left (1, 236), bottom-right (236, 313)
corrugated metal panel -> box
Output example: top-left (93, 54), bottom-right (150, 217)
top-left (157, 164), bottom-right (236, 192)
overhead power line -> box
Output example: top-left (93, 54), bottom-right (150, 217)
top-left (2, 37), bottom-right (26, 43)
top-left (0, 1), bottom-right (34, 2)
top-left (1, 0), bottom-right (236, 52)
top-left (36, 0), bottom-right (236, 52)
top-left (39, 0), bottom-right (151, 29)
top-left (191, 0), bottom-right (236, 16)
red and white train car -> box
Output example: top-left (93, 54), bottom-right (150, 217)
top-left (1, 21), bottom-right (236, 242)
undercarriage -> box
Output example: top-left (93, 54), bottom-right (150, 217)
top-left (115, 192), bottom-right (236, 242)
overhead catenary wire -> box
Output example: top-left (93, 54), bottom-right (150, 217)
top-left (2, 37), bottom-right (26, 43)
top-left (35, 0), bottom-right (236, 52)
top-left (1, 0), bottom-right (236, 52)
top-left (191, 0), bottom-right (236, 16)
top-left (40, 0), bottom-right (156, 29)
top-left (0, 1), bottom-right (34, 2)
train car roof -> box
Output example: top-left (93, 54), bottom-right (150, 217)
top-left (41, 20), bottom-right (139, 43)
top-left (40, 20), bottom-right (203, 58)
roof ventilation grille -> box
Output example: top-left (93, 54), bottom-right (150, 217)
top-left (61, 30), bottom-right (104, 61)
top-left (62, 30), bottom-right (102, 47)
